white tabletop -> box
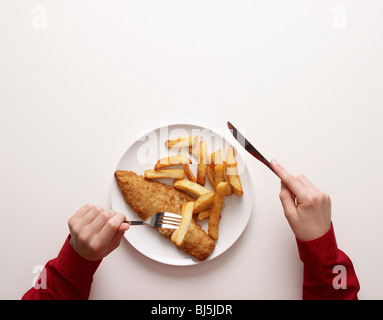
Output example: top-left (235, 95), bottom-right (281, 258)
top-left (1, 0), bottom-right (383, 299)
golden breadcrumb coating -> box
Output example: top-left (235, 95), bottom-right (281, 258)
top-left (114, 170), bottom-right (215, 261)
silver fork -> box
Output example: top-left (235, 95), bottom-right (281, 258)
top-left (123, 212), bottom-right (182, 229)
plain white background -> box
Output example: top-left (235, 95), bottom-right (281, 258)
top-left (1, 0), bottom-right (383, 299)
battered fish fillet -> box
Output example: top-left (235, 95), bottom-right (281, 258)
top-left (115, 170), bottom-right (216, 261)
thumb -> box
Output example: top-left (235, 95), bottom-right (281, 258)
top-left (108, 223), bottom-right (129, 253)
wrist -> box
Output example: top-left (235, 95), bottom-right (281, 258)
top-left (296, 222), bottom-right (338, 267)
top-left (69, 234), bottom-right (105, 262)
top-left (294, 220), bottom-right (332, 242)
top-left (57, 235), bottom-right (103, 283)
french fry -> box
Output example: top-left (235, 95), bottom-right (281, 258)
top-left (173, 179), bottom-right (212, 198)
top-left (198, 202), bottom-right (224, 221)
top-left (226, 146), bottom-right (237, 168)
top-left (154, 155), bottom-right (192, 170)
top-left (214, 164), bottom-right (225, 190)
top-left (226, 146), bottom-right (243, 196)
top-left (197, 140), bottom-right (208, 185)
top-left (183, 164), bottom-right (197, 183)
top-left (197, 204), bottom-right (226, 221)
top-left (227, 166), bottom-right (243, 196)
top-left (223, 162), bottom-right (233, 196)
top-left (198, 209), bottom-right (211, 221)
top-left (206, 163), bottom-right (215, 187)
top-left (145, 169), bottom-right (185, 180)
top-left (171, 202), bottom-right (194, 246)
top-left (191, 145), bottom-right (211, 163)
top-left (211, 149), bottom-right (224, 165)
top-left (208, 182), bottom-right (228, 240)
top-left (166, 135), bottom-right (198, 149)
top-left (189, 145), bottom-right (199, 158)
top-left (193, 192), bottom-right (215, 213)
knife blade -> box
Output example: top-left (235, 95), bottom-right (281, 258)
top-left (227, 121), bottom-right (275, 174)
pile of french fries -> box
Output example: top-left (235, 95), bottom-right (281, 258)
top-left (144, 135), bottom-right (244, 242)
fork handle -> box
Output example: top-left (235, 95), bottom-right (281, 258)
top-left (124, 221), bottom-right (144, 226)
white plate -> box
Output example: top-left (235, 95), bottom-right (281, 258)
top-left (110, 123), bottom-right (253, 266)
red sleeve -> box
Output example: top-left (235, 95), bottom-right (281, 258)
top-left (22, 235), bottom-right (102, 300)
top-left (296, 223), bottom-right (360, 300)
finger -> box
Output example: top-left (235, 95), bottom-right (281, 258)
top-left (78, 205), bottom-right (103, 227)
top-left (97, 212), bottom-right (127, 245)
top-left (270, 160), bottom-right (305, 198)
top-left (108, 226), bottom-right (128, 253)
top-left (71, 203), bottom-right (94, 221)
top-left (279, 182), bottom-right (297, 219)
top-left (296, 175), bottom-right (318, 191)
top-left (119, 222), bottom-right (130, 232)
top-left (90, 210), bottom-right (116, 234)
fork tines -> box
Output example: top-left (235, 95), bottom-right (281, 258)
top-left (155, 212), bottom-right (182, 229)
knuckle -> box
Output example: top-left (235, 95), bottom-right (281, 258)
top-left (84, 203), bottom-right (94, 210)
top-left (117, 212), bottom-right (126, 221)
top-left (78, 232), bottom-right (90, 244)
top-left (105, 212), bottom-right (124, 230)
top-left (304, 193), bottom-right (316, 206)
top-left (107, 218), bottom-right (119, 230)
top-left (115, 212), bottom-right (126, 224)
top-left (318, 192), bottom-right (326, 203)
top-left (304, 191), bottom-right (329, 207)
top-left (101, 210), bottom-right (111, 220)
top-left (296, 174), bottom-right (306, 181)
top-left (70, 223), bottom-right (81, 237)
top-left (284, 174), bottom-right (295, 185)
top-left (67, 218), bottom-right (75, 230)
top-left (279, 190), bottom-right (289, 202)
top-left (320, 192), bottom-right (331, 205)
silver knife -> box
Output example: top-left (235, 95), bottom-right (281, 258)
top-left (227, 121), bottom-right (275, 174)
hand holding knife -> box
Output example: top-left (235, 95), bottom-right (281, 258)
top-left (227, 121), bottom-right (335, 243)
